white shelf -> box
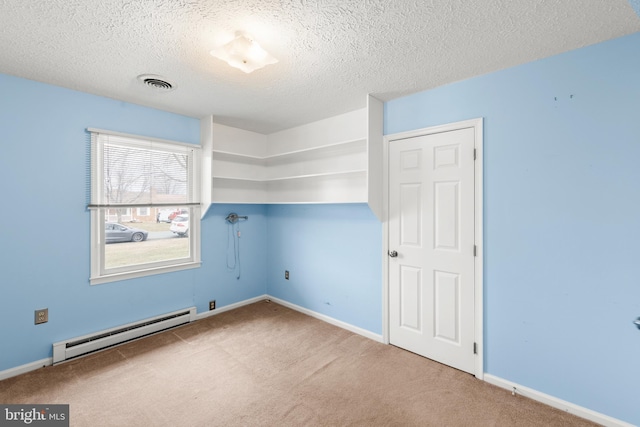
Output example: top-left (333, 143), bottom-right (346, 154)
top-left (212, 137), bottom-right (365, 161)
top-left (213, 169), bottom-right (366, 182)
top-left (212, 176), bottom-right (262, 182)
top-left (267, 173), bottom-right (367, 204)
top-left (211, 178), bottom-right (267, 204)
top-left (210, 150), bottom-right (265, 160)
top-left (203, 95), bottom-right (384, 218)
top-left (268, 169), bottom-right (366, 181)
top-left (264, 138), bottom-right (365, 159)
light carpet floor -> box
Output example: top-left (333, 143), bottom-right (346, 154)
top-left (0, 300), bottom-right (598, 426)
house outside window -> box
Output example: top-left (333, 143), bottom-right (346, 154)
top-left (89, 129), bottom-right (201, 284)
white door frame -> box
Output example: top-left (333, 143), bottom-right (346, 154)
top-left (382, 117), bottom-right (484, 379)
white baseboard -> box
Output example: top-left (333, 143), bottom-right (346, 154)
top-left (195, 294), bottom-right (384, 343)
top-left (0, 357), bottom-right (52, 381)
top-left (484, 374), bottom-right (634, 427)
top-left (267, 296), bottom-right (384, 343)
top-left (195, 294), bottom-right (269, 321)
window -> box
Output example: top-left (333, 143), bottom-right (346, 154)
top-left (89, 129), bottom-right (201, 284)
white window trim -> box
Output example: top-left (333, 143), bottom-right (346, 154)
top-left (88, 128), bottom-right (202, 285)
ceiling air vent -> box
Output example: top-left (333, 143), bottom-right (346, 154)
top-left (137, 74), bottom-right (176, 92)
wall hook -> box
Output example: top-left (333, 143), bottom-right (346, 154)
top-left (225, 213), bottom-right (248, 224)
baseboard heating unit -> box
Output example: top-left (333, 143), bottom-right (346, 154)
top-left (53, 307), bottom-right (196, 364)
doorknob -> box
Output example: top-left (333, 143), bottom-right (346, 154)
top-left (634, 318), bottom-right (640, 330)
top-left (388, 250), bottom-right (398, 258)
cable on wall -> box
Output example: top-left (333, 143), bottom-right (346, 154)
top-left (225, 213), bottom-right (248, 279)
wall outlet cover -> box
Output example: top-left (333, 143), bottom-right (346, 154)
top-left (35, 308), bottom-right (48, 325)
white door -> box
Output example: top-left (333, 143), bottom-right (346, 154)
top-left (388, 126), bottom-right (476, 374)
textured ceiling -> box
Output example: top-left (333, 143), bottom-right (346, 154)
top-left (1, 0), bottom-right (639, 134)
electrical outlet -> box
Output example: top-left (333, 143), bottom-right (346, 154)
top-left (209, 300), bottom-right (216, 310)
top-left (35, 308), bottom-right (48, 325)
top-left (285, 270), bottom-right (289, 280)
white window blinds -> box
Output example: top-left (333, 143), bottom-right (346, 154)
top-left (89, 129), bottom-right (201, 208)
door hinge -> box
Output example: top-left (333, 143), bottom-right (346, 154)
top-left (473, 148), bottom-right (477, 160)
top-left (473, 245), bottom-right (477, 256)
top-left (473, 342), bottom-right (478, 354)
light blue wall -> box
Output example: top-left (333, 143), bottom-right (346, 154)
top-left (385, 32), bottom-right (640, 425)
top-left (202, 203), bottom-right (268, 305)
top-left (629, 0), bottom-right (640, 17)
top-left (266, 204), bottom-right (383, 334)
top-left (0, 74), bottom-right (267, 372)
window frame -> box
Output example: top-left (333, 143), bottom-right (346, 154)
top-left (88, 128), bottom-right (201, 285)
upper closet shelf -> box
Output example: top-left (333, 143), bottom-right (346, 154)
top-left (201, 95), bottom-right (384, 220)
top-left (211, 137), bottom-right (366, 160)
top-left (213, 169), bottom-right (366, 182)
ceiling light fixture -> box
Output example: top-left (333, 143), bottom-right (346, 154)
top-left (210, 32), bottom-right (278, 73)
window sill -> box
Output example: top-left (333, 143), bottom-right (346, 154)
top-left (90, 261), bottom-right (201, 285)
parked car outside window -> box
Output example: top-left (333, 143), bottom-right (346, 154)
top-left (170, 215), bottom-right (189, 237)
top-left (105, 223), bottom-right (148, 243)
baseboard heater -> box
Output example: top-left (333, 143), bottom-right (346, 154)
top-left (52, 307), bottom-right (196, 364)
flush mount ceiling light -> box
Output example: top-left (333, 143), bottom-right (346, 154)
top-left (137, 74), bottom-right (176, 92)
top-left (210, 32), bottom-right (278, 73)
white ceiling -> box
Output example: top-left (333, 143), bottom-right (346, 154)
top-left (1, 0), bottom-right (639, 134)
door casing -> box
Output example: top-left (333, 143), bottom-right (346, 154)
top-left (382, 118), bottom-right (484, 379)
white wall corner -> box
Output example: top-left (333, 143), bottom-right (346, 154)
top-left (195, 295), bottom-right (269, 321)
top-left (200, 115), bottom-right (213, 218)
top-left (266, 108), bottom-right (367, 155)
top-left (367, 94), bottom-right (384, 221)
top-left (267, 296), bottom-right (384, 343)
